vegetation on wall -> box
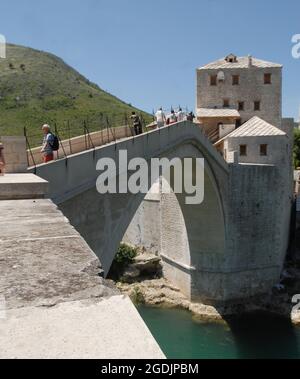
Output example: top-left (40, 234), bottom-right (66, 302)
top-left (108, 243), bottom-right (138, 281)
top-left (114, 243), bottom-right (138, 266)
top-left (293, 129), bottom-right (300, 169)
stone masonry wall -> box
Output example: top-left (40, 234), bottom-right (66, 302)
top-left (197, 66), bottom-right (282, 128)
top-left (1, 136), bottom-right (27, 173)
top-left (224, 163), bottom-right (292, 301)
top-left (123, 162), bottom-right (292, 304)
top-left (123, 193), bottom-right (161, 255)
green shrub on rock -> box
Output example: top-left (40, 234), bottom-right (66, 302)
top-left (115, 244), bottom-right (138, 266)
top-left (108, 243), bottom-right (138, 281)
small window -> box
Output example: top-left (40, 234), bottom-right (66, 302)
top-left (225, 54), bottom-right (237, 63)
top-left (240, 145), bottom-right (247, 156)
top-left (217, 71), bottom-right (225, 82)
top-left (210, 75), bottom-right (217, 86)
top-left (236, 119), bottom-right (242, 128)
top-left (238, 101), bottom-right (245, 111)
top-left (254, 101), bottom-right (261, 111)
top-left (223, 99), bottom-right (230, 108)
top-left (232, 75), bottom-right (240, 85)
top-left (264, 73), bottom-right (272, 84)
top-left (260, 144), bottom-right (268, 156)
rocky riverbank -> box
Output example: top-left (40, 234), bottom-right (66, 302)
top-left (117, 278), bottom-right (226, 323)
top-left (114, 248), bottom-right (300, 326)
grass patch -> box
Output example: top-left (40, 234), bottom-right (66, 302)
top-left (0, 43), bottom-right (152, 145)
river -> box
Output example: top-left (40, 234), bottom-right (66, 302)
top-left (137, 305), bottom-right (300, 359)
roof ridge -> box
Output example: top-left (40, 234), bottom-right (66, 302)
top-left (233, 116), bottom-right (284, 132)
top-left (198, 55), bottom-right (282, 70)
top-left (214, 116), bottom-right (286, 145)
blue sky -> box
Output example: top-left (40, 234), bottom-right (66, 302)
top-left (0, 0), bottom-right (299, 119)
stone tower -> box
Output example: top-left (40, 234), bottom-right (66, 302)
top-left (196, 54), bottom-right (282, 141)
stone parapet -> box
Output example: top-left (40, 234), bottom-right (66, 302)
top-left (0, 173), bottom-right (49, 200)
top-left (0, 136), bottom-right (27, 173)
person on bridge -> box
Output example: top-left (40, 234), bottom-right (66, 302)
top-left (186, 112), bottom-right (195, 122)
top-left (0, 143), bottom-right (5, 175)
top-left (131, 112), bottom-right (143, 136)
top-left (176, 107), bottom-right (185, 122)
top-left (155, 107), bottom-right (166, 129)
top-left (169, 109), bottom-right (178, 125)
top-left (41, 124), bottom-right (55, 163)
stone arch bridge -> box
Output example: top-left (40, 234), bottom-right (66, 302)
top-left (30, 121), bottom-right (290, 305)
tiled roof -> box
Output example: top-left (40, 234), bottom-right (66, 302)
top-left (214, 117), bottom-right (286, 146)
top-left (197, 108), bottom-right (240, 118)
top-left (198, 56), bottom-right (282, 70)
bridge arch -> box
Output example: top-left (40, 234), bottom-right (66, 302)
top-left (158, 143), bottom-right (226, 302)
top-left (32, 122), bottom-right (229, 302)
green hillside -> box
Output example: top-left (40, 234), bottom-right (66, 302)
top-left (0, 44), bottom-right (151, 145)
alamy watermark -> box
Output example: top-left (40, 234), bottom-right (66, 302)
top-left (0, 34), bottom-right (6, 59)
top-left (96, 151), bottom-right (205, 205)
top-left (292, 34), bottom-right (300, 59)
top-left (292, 294), bottom-right (300, 314)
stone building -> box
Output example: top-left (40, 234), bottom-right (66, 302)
top-left (214, 116), bottom-right (289, 166)
top-left (196, 54), bottom-right (283, 141)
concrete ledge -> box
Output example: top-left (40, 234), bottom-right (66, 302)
top-left (161, 253), bottom-right (196, 272)
top-left (0, 297), bottom-right (165, 359)
top-left (1, 136), bottom-right (28, 173)
top-left (0, 174), bottom-right (48, 200)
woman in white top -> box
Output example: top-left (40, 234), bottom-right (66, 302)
top-left (176, 108), bottom-right (185, 122)
top-left (155, 107), bottom-right (166, 129)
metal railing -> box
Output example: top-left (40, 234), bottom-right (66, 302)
top-left (22, 112), bottom-right (149, 169)
top-left (0, 108), bottom-right (198, 172)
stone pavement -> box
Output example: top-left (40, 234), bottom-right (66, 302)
top-left (0, 182), bottom-right (164, 358)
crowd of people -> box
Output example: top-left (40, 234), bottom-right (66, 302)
top-left (130, 107), bottom-right (195, 136)
top-left (155, 107), bottom-right (195, 128)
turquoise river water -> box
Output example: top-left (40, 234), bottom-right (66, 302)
top-left (137, 306), bottom-right (300, 359)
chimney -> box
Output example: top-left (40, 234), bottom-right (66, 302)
top-left (248, 55), bottom-right (253, 67)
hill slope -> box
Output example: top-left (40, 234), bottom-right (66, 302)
top-left (0, 44), bottom-right (150, 142)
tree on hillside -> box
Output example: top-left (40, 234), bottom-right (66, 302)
top-left (293, 129), bottom-right (300, 169)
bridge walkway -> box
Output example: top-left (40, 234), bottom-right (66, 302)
top-left (0, 174), bottom-right (164, 358)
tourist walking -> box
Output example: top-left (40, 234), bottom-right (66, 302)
top-left (131, 112), bottom-right (143, 136)
top-left (186, 112), bottom-right (195, 122)
top-left (176, 107), bottom-right (185, 122)
top-left (169, 109), bottom-right (178, 124)
top-left (41, 124), bottom-right (58, 163)
top-left (155, 107), bottom-right (166, 129)
top-left (0, 143), bottom-right (5, 175)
